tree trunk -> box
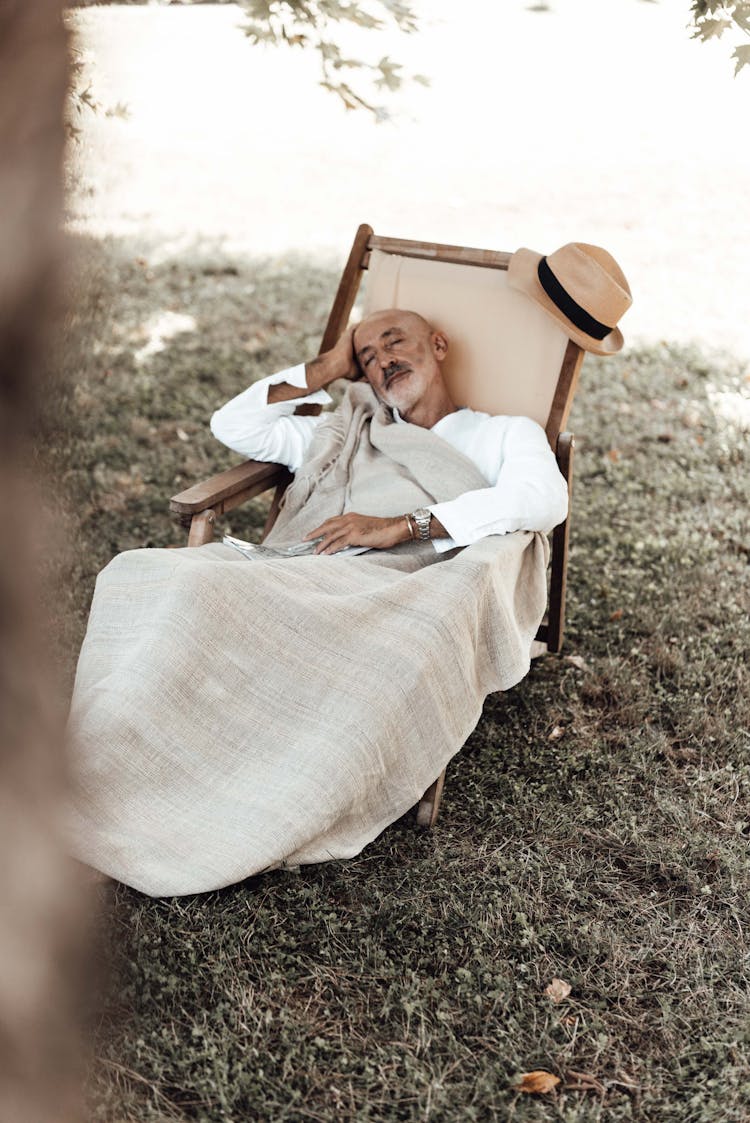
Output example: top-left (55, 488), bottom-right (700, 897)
top-left (0, 3), bottom-right (86, 1122)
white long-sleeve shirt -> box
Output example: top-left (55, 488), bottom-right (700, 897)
top-left (210, 365), bottom-right (569, 553)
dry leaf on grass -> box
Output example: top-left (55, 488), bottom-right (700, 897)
top-left (564, 654), bottom-right (588, 671)
top-left (548, 725), bottom-right (565, 741)
top-left (516, 1070), bottom-right (560, 1094)
top-left (544, 977), bottom-right (572, 1003)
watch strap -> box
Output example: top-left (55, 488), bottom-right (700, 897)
top-left (411, 508), bottom-right (433, 541)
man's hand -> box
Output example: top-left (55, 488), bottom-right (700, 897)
top-left (305, 513), bottom-right (411, 555)
top-left (305, 511), bottom-right (449, 554)
top-left (266, 328), bottom-right (363, 405)
top-left (305, 326), bottom-right (362, 391)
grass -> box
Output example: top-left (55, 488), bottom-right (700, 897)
top-left (45, 232), bottom-right (750, 1121)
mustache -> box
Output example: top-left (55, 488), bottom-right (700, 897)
top-left (383, 362), bottom-right (411, 386)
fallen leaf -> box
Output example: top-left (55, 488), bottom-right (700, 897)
top-left (564, 654), bottom-right (587, 671)
top-left (548, 725), bottom-right (565, 741)
top-left (516, 1071), bottom-right (560, 1094)
top-left (544, 977), bottom-right (572, 1004)
top-left (609, 609), bottom-right (624, 622)
top-left (176, 427), bottom-right (190, 442)
top-left (607, 448), bottom-right (621, 462)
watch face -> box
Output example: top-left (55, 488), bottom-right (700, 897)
top-left (413, 508), bottom-right (430, 521)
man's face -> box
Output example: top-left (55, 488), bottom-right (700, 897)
top-left (353, 310), bottom-right (448, 414)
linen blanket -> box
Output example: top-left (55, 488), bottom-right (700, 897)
top-left (65, 384), bottom-right (550, 896)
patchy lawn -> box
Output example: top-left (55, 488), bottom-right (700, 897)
top-left (45, 233), bottom-right (750, 1122)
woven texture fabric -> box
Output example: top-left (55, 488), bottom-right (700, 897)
top-left (65, 384), bottom-right (550, 896)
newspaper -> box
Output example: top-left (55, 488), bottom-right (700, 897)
top-left (222, 534), bottom-right (369, 560)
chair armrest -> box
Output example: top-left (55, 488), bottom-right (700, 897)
top-left (169, 459), bottom-right (292, 519)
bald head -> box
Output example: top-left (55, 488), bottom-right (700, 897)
top-left (353, 308), bottom-right (435, 352)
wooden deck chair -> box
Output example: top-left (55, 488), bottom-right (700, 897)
top-left (170, 224), bottom-right (586, 828)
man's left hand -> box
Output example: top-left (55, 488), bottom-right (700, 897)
top-left (305, 514), bottom-right (410, 555)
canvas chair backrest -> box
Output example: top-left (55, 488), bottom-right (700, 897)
top-left (360, 248), bottom-right (570, 429)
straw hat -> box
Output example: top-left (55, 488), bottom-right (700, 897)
top-left (507, 242), bottom-right (632, 355)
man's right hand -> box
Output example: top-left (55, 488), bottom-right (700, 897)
top-left (304, 327), bottom-right (361, 391)
top-left (266, 327), bottom-right (361, 404)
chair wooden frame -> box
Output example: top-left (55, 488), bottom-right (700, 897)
top-left (170, 223), bottom-right (586, 828)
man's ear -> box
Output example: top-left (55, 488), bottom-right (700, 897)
top-left (350, 323), bottom-right (366, 379)
top-left (431, 330), bottom-right (449, 363)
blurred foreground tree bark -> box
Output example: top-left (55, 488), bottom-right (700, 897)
top-left (0, 2), bottom-right (86, 1121)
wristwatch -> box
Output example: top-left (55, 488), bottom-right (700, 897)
top-left (411, 507), bottom-right (433, 541)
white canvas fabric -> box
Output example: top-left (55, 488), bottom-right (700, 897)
top-left (65, 383), bottom-right (549, 896)
top-left (362, 249), bottom-right (569, 428)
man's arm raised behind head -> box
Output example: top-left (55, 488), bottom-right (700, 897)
top-left (267, 327), bottom-right (361, 403)
top-left (210, 329), bottom-right (361, 471)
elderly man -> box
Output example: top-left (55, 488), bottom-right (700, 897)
top-left (210, 308), bottom-right (568, 556)
top-left (65, 308), bottom-right (563, 897)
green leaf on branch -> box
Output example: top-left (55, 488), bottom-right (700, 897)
top-left (732, 7), bottom-right (750, 31)
top-left (239, 0), bottom-right (422, 119)
top-left (376, 56), bottom-right (403, 92)
top-left (691, 16), bottom-right (733, 39)
top-left (690, 0), bottom-right (750, 74)
top-left (732, 42), bottom-right (750, 71)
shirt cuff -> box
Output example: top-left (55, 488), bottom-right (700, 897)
top-left (263, 364), bottom-right (333, 407)
top-left (431, 536), bottom-right (459, 554)
top-left (428, 497), bottom-right (515, 547)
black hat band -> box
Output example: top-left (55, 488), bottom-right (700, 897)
top-left (537, 257), bottom-right (612, 341)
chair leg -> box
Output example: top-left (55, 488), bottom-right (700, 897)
top-left (261, 481), bottom-right (288, 540)
top-left (416, 768), bottom-right (446, 828)
top-left (188, 507), bottom-right (217, 547)
top-left (547, 432), bottom-right (575, 653)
